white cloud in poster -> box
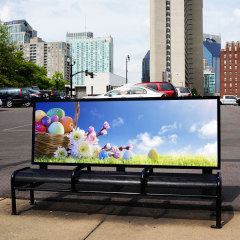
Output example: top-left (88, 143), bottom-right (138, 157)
top-left (159, 122), bottom-right (177, 135)
top-left (199, 120), bottom-right (217, 138)
top-left (197, 142), bottom-right (217, 156)
top-left (111, 117), bottom-right (124, 127)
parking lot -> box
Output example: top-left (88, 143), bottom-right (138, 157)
top-left (1, 105), bottom-right (240, 211)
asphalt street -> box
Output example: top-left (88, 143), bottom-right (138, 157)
top-left (0, 105), bottom-right (240, 212)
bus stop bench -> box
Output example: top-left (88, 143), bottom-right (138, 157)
top-left (11, 165), bottom-right (222, 228)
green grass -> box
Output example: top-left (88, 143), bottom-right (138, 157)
top-left (34, 154), bottom-right (217, 167)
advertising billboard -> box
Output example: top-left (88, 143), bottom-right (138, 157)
top-left (33, 98), bottom-right (220, 168)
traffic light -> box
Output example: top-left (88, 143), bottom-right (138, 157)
top-left (85, 70), bottom-right (88, 76)
top-left (89, 72), bottom-right (94, 78)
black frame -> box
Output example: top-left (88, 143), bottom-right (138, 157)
top-left (32, 96), bottom-right (221, 170)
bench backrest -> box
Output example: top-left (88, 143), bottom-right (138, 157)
top-left (33, 97), bottom-right (220, 170)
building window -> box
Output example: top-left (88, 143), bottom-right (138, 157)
top-left (224, 66), bottom-right (226, 70)
top-left (235, 89), bottom-right (238, 93)
top-left (224, 89), bottom-right (227, 93)
top-left (235, 54), bottom-right (237, 58)
top-left (224, 72), bottom-right (226, 76)
top-left (224, 77), bottom-right (226, 81)
top-left (235, 83), bottom-right (238, 87)
top-left (230, 54), bottom-right (232, 58)
top-left (230, 83), bottom-right (232, 87)
top-left (235, 66), bottom-right (238, 70)
top-left (230, 60), bottom-right (232, 64)
top-left (230, 77), bottom-right (232, 81)
top-left (235, 60), bottom-right (237, 64)
top-left (230, 65), bottom-right (232, 70)
top-left (224, 54), bottom-right (226, 58)
top-left (224, 83), bottom-right (226, 87)
top-left (235, 77), bottom-right (238, 81)
top-left (224, 60), bottom-right (226, 64)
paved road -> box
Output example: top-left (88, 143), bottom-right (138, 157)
top-left (0, 105), bottom-right (240, 210)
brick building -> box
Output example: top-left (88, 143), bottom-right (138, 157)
top-left (220, 42), bottom-right (240, 97)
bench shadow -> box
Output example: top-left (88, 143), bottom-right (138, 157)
top-left (19, 192), bottom-right (234, 227)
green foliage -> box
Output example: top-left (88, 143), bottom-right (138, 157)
top-left (0, 20), bottom-right (52, 89)
top-left (49, 71), bottom-right (68, 91)
top-left (191, 88), bottom-right (200, 96)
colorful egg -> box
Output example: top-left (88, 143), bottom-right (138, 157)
top-left (51, 115), bottom-right (59, 123)
top-left (47, 108), bottom-right (65, 120)
top-left (60, 116), bottom-right (74, 133)
top-left (122, 150), bottom-right (133, 160)
top-left (35, 121), bottom-right (46, 133)
top-left (99, 150), bottom-right (109, 160)
top-left (35, 110), bottom-right (46, 122)
top-left (48, 122), bottom-right (64, 134)
top-left (41, 116), bottom-right (52, 127)
top-left (148, 149), bottom-right (158, 161)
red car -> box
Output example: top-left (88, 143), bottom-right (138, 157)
top-left (136, 82), bottom-right (178, 97)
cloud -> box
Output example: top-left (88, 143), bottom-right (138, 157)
top-left (89, 108), bottom-right (103, 119)
top-left (167, 145), bottom-right (192, 155)
top-left (197, 142), bottom-right (217, 156)
top-left (199, 120), bottom-right (217, 138)
top-left (189, 120), bottom-right (217, 139)
top-left (129, 132), bottom-right (164, 153)
top-left (111, 117), bottom-right (124, 127)
top-left (168, 134), bottom-right (178, 144)
top-left (159, 122), bottom-right (177, 135)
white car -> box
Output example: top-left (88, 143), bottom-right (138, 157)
top-left (85, 86), bottom-right (166, 98)
top-left (176, 87), bottom-right (192, 97)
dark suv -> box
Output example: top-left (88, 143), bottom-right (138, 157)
top-left (0, 88), bottom-right (30, 107)
top-left (136, 82), bottom-right (178, 97)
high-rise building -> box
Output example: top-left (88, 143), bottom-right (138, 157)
top-left (204, 70), bottom-right (215, 94)
top-left (150, 0), bottom-right (203, 94)
top-left (4, 20), bottom-right (37, 44)
top-left (220, 42), bottom-right (240, 97)
top-left (19, 37), bottom-right (71, 81)
top-left (203, 34), bottom-right (221, 95)
top-left (142, 50), bottom-right (150, 83)
top-left (66, 32), bottom-right (113, 85)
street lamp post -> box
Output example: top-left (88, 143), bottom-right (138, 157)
top-left (126, 55), bottom-right (130, 84)
top-left (67, 57), bottom-right (75, 98)
top-left (54, 76), bottom-right (61, 90)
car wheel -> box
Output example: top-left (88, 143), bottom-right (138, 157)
top-left (6, 100), bottom-right (13, 108)
top-left (24, 102), bottom-right (31, 107)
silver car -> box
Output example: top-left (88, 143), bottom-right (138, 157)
top-left (85, 86), bottom-right (166, 99)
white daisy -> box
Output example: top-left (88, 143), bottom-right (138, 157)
top-left (54, 147), bottom-right (68, 159)
top-left (68, 127), bottom-right (85, 144)
top-left (92, 145), bottom-right (101, 158)
top-left (70, 140), bottom-right (92, 158)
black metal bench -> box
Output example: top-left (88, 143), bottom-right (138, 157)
top-left (11, 97), bottom-right (222, 229)
top-left (11, 165), bottom-right (222, 228)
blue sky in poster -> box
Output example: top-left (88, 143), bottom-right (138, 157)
top-left (36, 99), bottom-right (218, 156)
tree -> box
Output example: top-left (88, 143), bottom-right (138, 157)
top-left (50, 71), bottom-right (68, 91)
top-left (0, 20), bottom-right (52, 89)
top-left (191, 88), bottom-right (200, 96)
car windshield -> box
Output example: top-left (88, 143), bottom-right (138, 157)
top-left (144, 86), bottom-right (159, 93)
top-left (105, 88), bottom-right (130, 96)
top-left (179, 88), bottom-right (190, 93)
top-left (160, 83), bottom-right (175, 91)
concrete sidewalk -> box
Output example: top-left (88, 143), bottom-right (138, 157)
top-left (0, 198), bottom-right (239, 240)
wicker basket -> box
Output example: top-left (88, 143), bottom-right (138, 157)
top-left (35, 102), bottom-right (80, 157)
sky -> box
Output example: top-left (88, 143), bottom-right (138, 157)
top-left (1, 0), bottom-right (240, 83)
top-left (36, 99), bottom-right (218, 157)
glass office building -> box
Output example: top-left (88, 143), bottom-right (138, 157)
top-left (142, 50), bottom-right (150, 83)
top-left (66, 32), bottom-right (113, 85)
top-left (4, 20), bottom-right (37, 45)
top-left (204, 71), bottom-right (216, 94)
top-left (203, 34), bottom-right (221, 93)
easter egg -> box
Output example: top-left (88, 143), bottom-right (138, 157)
top-left (60, 116), bottom-right (74, 133)
top-left (99, 150), bottom-right (109, 160)
top-left (41, 116), bottom-right (51, 127)
top-left (35, 110), bottom-right (46, 122)
top-left (51, 115), bottom-right (59, 123)
top-left (48, 122), bottom-right (64, 134)
top-left (122, 150), bottom-right (133, 160)
top-left (47, 108), bottom-right (65, 119)
top-left (35, 121), bottom-right (46, 133)
top-left (148, 149), bottom-right (158, 161)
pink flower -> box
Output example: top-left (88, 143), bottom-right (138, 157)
top-left (126, 144), bottom-right (134, 151)
top-left (100, 129), bottom-right (107, 135)
top-left (86, 133), bottom-right (99, 144)
top-left (103, 121), bottom-right (110, 129)
top-left (88, 126), bottom-right (95, 134)
top-left (112, 146), bottom-right (119, 153)
top-left (102, 143), bottom-right (111, 150)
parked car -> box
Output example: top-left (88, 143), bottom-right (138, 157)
top-left (176, 87), bottom-right (192, 97)
top-left (39, 90), bottom-right (68, 100)
top-left (0, 88), bottom-right (31, 108)
top-left (135, 82), bottom-right (178, 97)
top-left (25, 89), bottom-right (49, 105)
top-left (0, 99), bottom-right (2, 107)
top-left (220, 95), bottom-right (240, 105)
top-left (84, 86), bottom-right (166, 99)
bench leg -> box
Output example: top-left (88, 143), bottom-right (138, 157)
top-left (11, 186), bottom-right (17, 215)
top-left (30, 190), bottom-right (35, 205)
